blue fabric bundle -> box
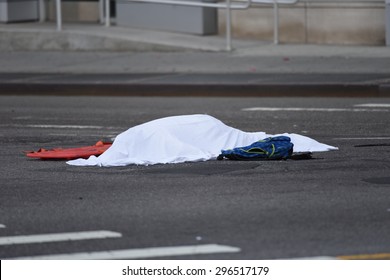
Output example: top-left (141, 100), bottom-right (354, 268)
top-left (217, 136), bottom-right (294, 161)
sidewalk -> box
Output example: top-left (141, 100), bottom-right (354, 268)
top-left (1, 22), bottom-right (389, 97)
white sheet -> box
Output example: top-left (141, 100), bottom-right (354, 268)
top-left (67, 114), bottom-right (338, 167)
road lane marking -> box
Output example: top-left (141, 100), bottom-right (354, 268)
top-left (48, 133), bottom-right (119, 139)
top-left (12, 116), bottom-right (32, 120)
top-left (9, 244), bottom-right (241, 260)
top-left (333, 137), bottom-right (390, 140)
top-left (0, 230), bottom-right (122, 246)
top-left (354, 103), bottom-right (390, 108)
top-left (0, 224), bottom-right (6, 228)
top-left (0, 124), bottom-right (105, 129)
top-left (242, 107), bottom-right (389, 112)
top-left (286, 256), bottom-right (338, 260)
top-left (338, 253), bottom-right (390, 260)
top-left (287, 252), bottom-right (390, 260)
top-left (0, 124), bottom-right (124, 131)
top-left (26, 125), bottom-right (104, 129)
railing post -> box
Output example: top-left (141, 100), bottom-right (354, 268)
top-left (226, 0), bottom-right (232, 51)
top-left (99, 0), bottom-right (105, 23)
top-left (55, 0), bottom-right (62, 31)
top-left (39, 0), bottom-right (46, 22)
top-left (105, 0), bottom-right (111, 27)
top-left (386, 0), bottom-right (390, 46)
top-left (273, 0), bottom-right (279, 44)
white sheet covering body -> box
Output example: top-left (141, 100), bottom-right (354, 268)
top-left (67, 114), bottom-right (337, 167)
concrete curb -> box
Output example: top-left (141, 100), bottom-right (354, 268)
top-left (1, 83), bottom-right (389, 97)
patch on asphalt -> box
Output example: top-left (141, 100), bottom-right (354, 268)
top-left (355, 143), bottom-right (390, 147)
top-left (362, 177), bottom-right (390, 185)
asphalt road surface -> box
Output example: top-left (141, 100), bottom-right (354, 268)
top-left (0, 96), bottom-right (389, 260)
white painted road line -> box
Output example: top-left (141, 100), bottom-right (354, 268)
top-left (284, 256), bottom-right (338, 260)
top-left (0, 124), bottom-right (124, 132)
top-left (242, 107), bottom-right (389, 112)
top-left (0, 230), bottom-right (122, 246)
top-left (333, 137), bottom-right (390, 140)
top-left (26, 124), bottom-right (104, 129)
top-left (354, 103), bottom-right (390, 108)
top-left (10, 244), bottom-right (241, 260)
top-left (0, 224), bottom-right (6, 228)
top-left (0, 124), bottom-right (104, 129)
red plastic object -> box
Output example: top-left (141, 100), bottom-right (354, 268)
top-left (26, 141), bottom-right (112, 160)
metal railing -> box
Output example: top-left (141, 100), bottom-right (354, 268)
top-left (105, 0), bottom-right (252, 51)
top-left (55, 0), bottom-right (62, 31)
top-left (50, 0), bottom-right (301, 50)
top-left (49, 0), bottom-right (384, 50)
top-left (252, 0), bottom-right (300, 44)
top-left (103, 0), bottom-right (303, 49)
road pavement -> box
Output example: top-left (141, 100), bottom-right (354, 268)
top-left (1, 49), bottom-right (390, 97)
top-left (1, 96), bottom-right (389, 259)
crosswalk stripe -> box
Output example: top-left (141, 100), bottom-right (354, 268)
top-left (0, 230), bottom-right (122, 246)
top-left (9, 244), bottom-right (241, 260)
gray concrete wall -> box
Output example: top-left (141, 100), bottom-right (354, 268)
top-left (47, 0), bottom-right (99, 22)
top-left (0, 0), bottom-right (39, 22)
top-left (115, 1), bottom-right (217, 35)
top-left (218, 1), bottom-right (385, 45)
top-left (43, 0), bottom-right (386, 45)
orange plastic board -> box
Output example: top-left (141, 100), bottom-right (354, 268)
top-left (26, 141), bottom-right (112, 160)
